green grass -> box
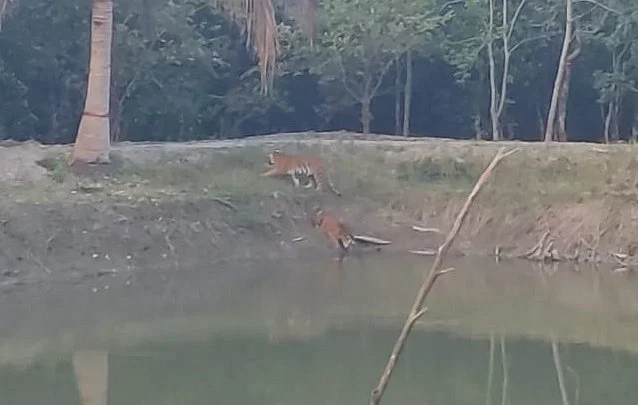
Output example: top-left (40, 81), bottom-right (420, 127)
top-left (10, 138), bottom-right (638, 221)
top-left (35, 154), bottom-right (69, 183)
top-left (116, 146), bottom-right (280, 207)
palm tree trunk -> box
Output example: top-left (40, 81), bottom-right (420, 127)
top-left (72, 0), bottom-right (113, 164)
top-left (73, 350), bottom-right (109, 405)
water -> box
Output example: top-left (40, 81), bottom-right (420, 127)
top-left (1, 254), bottom-right (638, 404)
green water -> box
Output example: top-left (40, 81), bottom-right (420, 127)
top-left (1, 255), bottom-right (637, 404)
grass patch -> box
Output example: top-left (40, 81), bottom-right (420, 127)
top-left (395, 156), bottom-right (482, 190)
top-left (35, 155), bottom-right (69, 183)
top-left (13, 137), bottom-right (638, 223)
top-left (115, 146), bottom-right (280, 208)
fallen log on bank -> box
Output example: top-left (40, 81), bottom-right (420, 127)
top-left (353, 235), bottom-right (392, 245)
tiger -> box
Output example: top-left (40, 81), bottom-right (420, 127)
top-left (261, 149), bottom-right (342, 196)
top-left (311, 208), bottom-right (355, 257)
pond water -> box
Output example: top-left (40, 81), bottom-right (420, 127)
top-left (1, 254), bottom-right (638, 404)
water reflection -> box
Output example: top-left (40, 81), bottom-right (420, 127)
top-left (0, 255), bottom-right (638, 404)
top-left (72, 350), bottom-right (108, 405)
top-left (268, 259), bottom-right (345, 343)
top-left (3, 330), bottom-right (638, 404)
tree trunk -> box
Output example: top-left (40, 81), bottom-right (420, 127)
top-left (402, 50), bottom-right (412, 137)
top-left (632, 99), bottom-right (638, 143)
top-left (544, 0), bottom-right (573, 143)
top-left (72, 0), bottom-right (113, 164)
top-left (612, 95), bottom-right (620, 141)
top-left (394, 54), bottom-right (402, 135)
top-left (487, 0), bottom-right (500, 141)
top-left (556, 63), bottom-right (571, 142)
top-left (603, 103), bottom-right (612, 143)
top-left (361, 98), bottom-right (372, 134)
top-left (536, 102), bottom-right (545, 140)
top-left (556, 34), bottom-right (580, 143)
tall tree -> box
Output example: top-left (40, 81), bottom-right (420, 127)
top-left (544, 0), bottom-right (575, 143)
top-left (2, 0), bottom-right (303, 162)
top-left (310, 0), bottom-right (447, 134)
top-left (72, 0), bottom-right (113, 164)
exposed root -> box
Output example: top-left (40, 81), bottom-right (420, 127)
top-left (516, 220), bottom-right (609, 264)
top-left (610, 252), bottom-right (638, 273)
top-left (519, 230), bottom-right (560, 262)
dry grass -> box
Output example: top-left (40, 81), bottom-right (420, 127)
top-left (14, 137), bottom-right (638, 210)
top-left (5, 135), bottom-right (638, 258)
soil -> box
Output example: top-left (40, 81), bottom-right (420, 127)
top-left (0, 132), bottom-right (636, 294)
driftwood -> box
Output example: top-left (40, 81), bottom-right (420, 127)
top-left (519, 230), bottom-right (560, 262)
top-left (411, 225), bottom-right (443, 234)
top-left (517, 226), bottom-right (608, 264)
top-left (409, 249), bottom-right (437, 256)
top-left (611, 252), bottom-right (637, 273)
top-left (369, 147), bottom-right (519, 405)
top-left (353, 235), bottom-right (392, 245)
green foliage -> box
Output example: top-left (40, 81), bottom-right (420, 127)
top-left (1, 0), bottom-right (638, 142)
top-left (312, 0), bottom-right (449, 101)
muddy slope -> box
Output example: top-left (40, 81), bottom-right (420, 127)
top-left (2, 133), bottom-right (638, 289)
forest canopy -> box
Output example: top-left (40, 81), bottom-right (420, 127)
top-left (0, 0), bottom-right (637, 143)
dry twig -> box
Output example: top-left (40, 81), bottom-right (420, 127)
top-left (212, 197), bottom-right (237, 211)
top-left (409, 249), bottom-right (437, 256)
top-left (411, 225), bottom-right (443, 234)
top-left (352, 235), bottom-right (392, 245)
top-left (369, 147), bottom-right (518, 405)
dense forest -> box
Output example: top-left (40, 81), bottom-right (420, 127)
top-left (0, 0), bottom-right (637, 144)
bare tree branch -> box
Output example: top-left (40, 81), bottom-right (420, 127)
top-left (506, 0), bottom-right (529, 42)
top-left (0, 0), bottom-right (15, 31)
top-left (369, 147), bottom-right (519, 405)
top-left (335, 52), bottom-right (362, 101)
top-left (370, 59), bottom-right (396, 97)
top-left (573, 0), bottom-right (620, 15)
top-left (510, 33), bottom-right (556, 54)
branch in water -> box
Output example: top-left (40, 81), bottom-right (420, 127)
top-left (369, 147), bottom-right (519, 405)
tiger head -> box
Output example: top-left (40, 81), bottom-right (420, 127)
top-left (266, 149), bottom-right (281, 165)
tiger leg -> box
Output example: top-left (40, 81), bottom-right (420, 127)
top-left (261, 168), bottom-right (279, 177)
top-left (303, 179), bottom-right (315, 189)
top-left (315, 173), bottom-right (341, 196)
top-left (326, 175), bottom-right (342, 196)
top-left (338, 236), bottom-right (354, 251)
top-left (290, 173), bottom-right (301, 187)
top-left (305, 174), bottom-right (319, 190)
top-left (336, 248), bottom-right (347, 263)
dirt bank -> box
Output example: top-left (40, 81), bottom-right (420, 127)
top-left (0, 132), bottom-right (637, 288)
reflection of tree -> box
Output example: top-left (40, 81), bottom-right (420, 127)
top-left (500, 334), bottom-right (508, 405)
top-left (566, 364), bottom-right (580, 405)
top-left (552, 338), bottom-right (571, 405)
top-left (485, 332), bottom-right (509, 405)
top-left (72, 350), bottom-right (108, 405)
top-left (486, 332), bottom-right (495, 405)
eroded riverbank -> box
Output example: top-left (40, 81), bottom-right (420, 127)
top-left (2, 132), bottom-right (638, 288)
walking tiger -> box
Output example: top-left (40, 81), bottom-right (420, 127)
top-left (261, 149), bottom-right (342, 196)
